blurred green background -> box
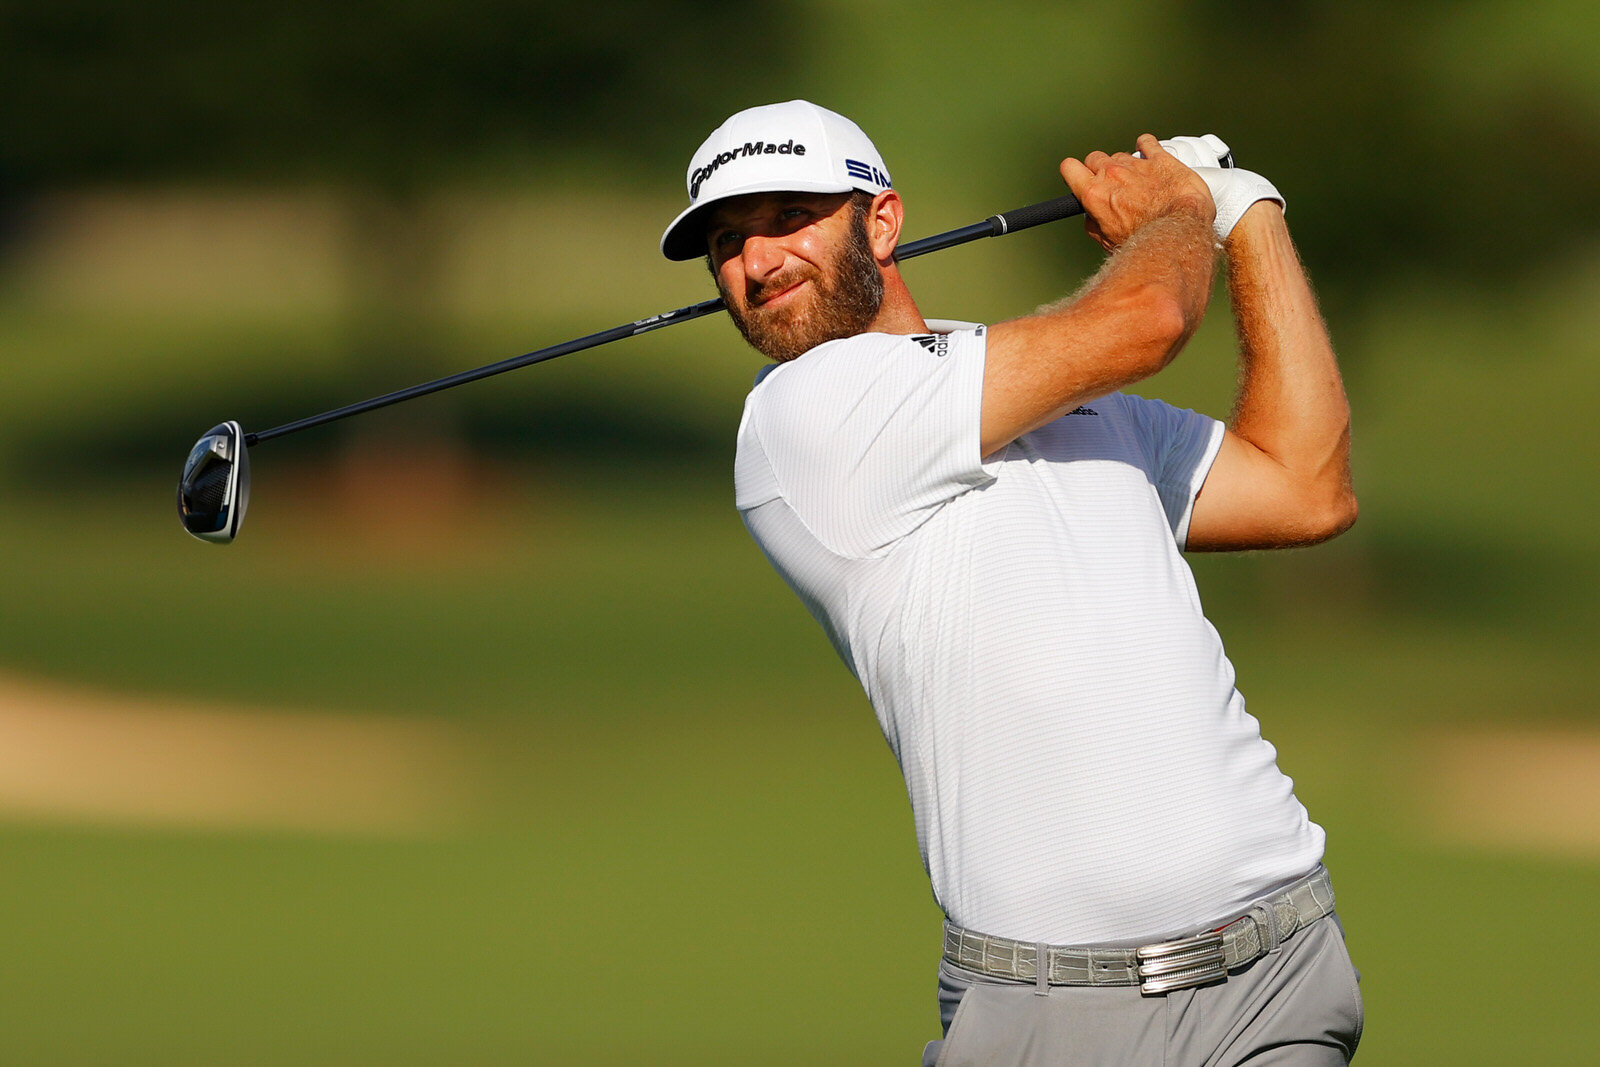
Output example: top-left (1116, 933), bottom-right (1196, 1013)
top-left (2, 0), bottom-right (1597, 1063)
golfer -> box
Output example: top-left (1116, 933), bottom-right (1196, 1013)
top-left (662, 100), bottom-right (1361, 1066)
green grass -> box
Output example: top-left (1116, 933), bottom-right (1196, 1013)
top-left (0, 732), bottom-right (940, 1065)
top-left (0, 479), bottom-right (1596, 1064)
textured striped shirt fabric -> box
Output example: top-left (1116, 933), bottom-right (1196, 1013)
top-left (734, 321), bottom-right (1325, 945)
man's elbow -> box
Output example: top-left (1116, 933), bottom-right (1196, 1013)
top-left (1302, 485), bottom-right (1358, 544)
top-left (1115, 284), bottom-right (1197, 375)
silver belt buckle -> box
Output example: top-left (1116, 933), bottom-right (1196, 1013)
top-left (1136, 931), bottom-right (1226, 994)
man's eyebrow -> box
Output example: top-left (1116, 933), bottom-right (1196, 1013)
top-left (706, 206), bottom-right (767, 233)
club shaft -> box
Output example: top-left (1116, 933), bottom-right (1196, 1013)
top-left (243, 191), bottom-right (1084, 447)
top-left (247, 298), bottom-right (727, 445)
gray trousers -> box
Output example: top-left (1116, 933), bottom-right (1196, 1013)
top-left (922, 914), bottom-right (1362, 1067)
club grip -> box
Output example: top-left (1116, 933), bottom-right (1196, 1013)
top-left (990, 193), bottom-right (1084, 235)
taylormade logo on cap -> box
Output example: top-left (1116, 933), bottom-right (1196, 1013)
top-left (690, 139), bottom-right (807, 199)
top-left (661, 100), bottom-right (892, 261)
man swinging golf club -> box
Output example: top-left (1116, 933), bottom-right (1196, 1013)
top-left (662, 100), bottom-right (1361, 1065)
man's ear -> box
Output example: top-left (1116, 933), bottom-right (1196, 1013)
top-left (869, 190), bottom-right (904, 263)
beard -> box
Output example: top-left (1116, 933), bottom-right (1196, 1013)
top-left (717, 206), bottom-right (885, 363)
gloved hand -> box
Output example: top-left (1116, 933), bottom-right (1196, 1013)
top-left (1143, 134), bottom-right (1285, 241)
top-left (1198, 166), bottom-right (1284, 241)
top-left (1157, 134), bottom-right (1234, 170)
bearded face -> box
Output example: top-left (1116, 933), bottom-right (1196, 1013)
top-left (713, 197), bottom-right (886, 363)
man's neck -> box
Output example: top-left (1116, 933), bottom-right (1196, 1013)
top-left (865, 268), bottom-right (928, 336)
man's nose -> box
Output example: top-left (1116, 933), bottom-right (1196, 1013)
top-left (740, 232), bottom-right (787, 281)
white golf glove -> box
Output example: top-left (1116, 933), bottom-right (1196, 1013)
top-left (1157, 134), bottom-right (1234, 170)
top-left (1143, 134), bottom-right (1285, 241)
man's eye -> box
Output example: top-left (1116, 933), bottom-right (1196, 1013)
top-left (713, 230), bottom-right (742, 249)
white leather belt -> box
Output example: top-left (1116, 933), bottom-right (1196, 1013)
top-left (942, 866), bottom-right (1336, 996)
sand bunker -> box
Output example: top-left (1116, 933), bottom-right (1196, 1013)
top-left (1415, 725), bottom-right (1600, 861)
top-left (0, 673), bottom-right (477, 835)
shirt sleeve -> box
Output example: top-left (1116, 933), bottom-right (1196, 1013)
top-left (734, 327), bottom-right (995, 558)
top-left (1113, 392), bottom-right (1226, 547)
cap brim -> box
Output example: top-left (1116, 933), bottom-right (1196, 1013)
top-left (659, 179), bottom-right (858, 261)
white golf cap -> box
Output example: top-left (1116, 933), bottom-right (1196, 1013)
top-left (660, 99), bottom-right (892, 261)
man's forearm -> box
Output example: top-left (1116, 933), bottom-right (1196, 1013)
top-left (1225, 203), bottom-right (1354, 514)
top-left (981, 207), bottom-right (1215, 455)
top-left (1049, 209), bottom-right (1217, 327)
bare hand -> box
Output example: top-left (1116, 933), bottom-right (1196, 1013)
top-left (1060, 134), bottom-right (1215, 251)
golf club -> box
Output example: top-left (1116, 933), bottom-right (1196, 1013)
top-left (177, 191), bottom-right (1084, 543)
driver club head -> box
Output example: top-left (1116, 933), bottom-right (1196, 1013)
top-left (177, 421), bottom-right (251, 543)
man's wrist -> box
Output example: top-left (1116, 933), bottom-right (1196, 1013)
top-left (1202, 168), bottom-right (1284, 241)
top-left (1131, 201), bottom-right (1217, 248)
top-left (1160, 190), bottom-right (1218, 233)
top-left (1223, 199), bottom-right (1287, 247)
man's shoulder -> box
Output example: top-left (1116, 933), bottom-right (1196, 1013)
top-left (755, 321), bottom-right (987, 388)
top-left (802, 322), bottom-right (987, 364)
top-left (747, 331), bottom-right (920, 399)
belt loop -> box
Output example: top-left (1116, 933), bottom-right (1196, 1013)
top-left (1034, 943), bottom-right (1050, 996)
top-left (1251, 901), bottom-right (1281, 953)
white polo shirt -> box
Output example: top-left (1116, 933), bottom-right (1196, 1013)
top-left (734, 321), bottom-right (1325, 945)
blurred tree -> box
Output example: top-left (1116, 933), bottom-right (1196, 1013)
top-left (0, 0), bottom-right (765, 187)
top-left (0, 0), bottom-right (776, 472)
top-left (1150, 0), bottom-right (1600, 309)
top-left (5, 0), bottom-right (1596, 416)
